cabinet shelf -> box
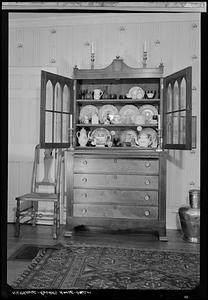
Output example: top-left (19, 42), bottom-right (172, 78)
top-left (76, 124), bottom-right (158, 128)
top-left (75, 146), bottom-right (157, 151)
top-left (76, 99), bottom-right (160, 105)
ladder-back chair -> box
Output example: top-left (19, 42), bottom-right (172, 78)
top-left (15, 145), bottom-right (64, 239)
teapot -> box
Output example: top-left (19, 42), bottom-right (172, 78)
top-left (76, 128), bottom-right (90, 147)
top-left (93, 89), bottom-right (103, 100)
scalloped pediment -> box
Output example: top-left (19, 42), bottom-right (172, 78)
top-left (73, 58), bottom-right (164, 79)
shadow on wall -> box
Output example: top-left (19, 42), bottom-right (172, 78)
top-left (176, 211), bottom-right (182, 230)
top-left (166, 149), bottom-right (183, 169)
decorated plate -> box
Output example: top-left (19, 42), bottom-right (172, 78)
top-left (119, 105), bottom-right (140, 124)
top-left (138, 105), bottom-right (158, 122)
top-left (126, 86), bottom-right (145, 99)
top-left (138, 128), bottom-right (158, 148)
top-left (120, 130), bottom-right (138, 144)
top-left (90, 128), bottom-right (111, 146)
top-left (79, 105), bottom-right (98, 123)
top-left (98, 105), bottom-right (118, 124)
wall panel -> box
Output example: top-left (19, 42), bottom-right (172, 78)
top-left (8, 13), bottom-right (201, 229)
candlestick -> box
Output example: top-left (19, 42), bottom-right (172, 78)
top-left (69, 114), bottom-right (72, 129)
top-left (142, 51), bottom-right (147, 68)
top-left (91, 42), bottom-right (94, 54)
top-left (144, 40), bottom-right (147, 52)
top-left (156, 114), bottom-right (162, 151)
top-left (158, 114), bottom-right (160, 131)
top-left (91, 52), bottom-right (95, 69)
top-left (68, 128), bottom-right (74, 149)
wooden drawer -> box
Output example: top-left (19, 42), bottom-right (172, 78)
top-left (74, 189), bottom-right (158, 206)
top-left (74, 158), bottom-right (159, 174)
top-left (74, 174), bottom-right (158, 189)
top-left (73, 204), bottom-right (158, 219)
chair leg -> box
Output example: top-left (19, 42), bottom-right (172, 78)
top-left (53, 202), bottom-right (58, 239)
top-left (31, 201), bottom-right (36, 226)
top-left (15, 199), bottom-right (20, 237)
top-left (57, 201), bottom-right (60, 229)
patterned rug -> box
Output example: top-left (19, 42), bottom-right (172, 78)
top-left (11, 244), bottom-right (200, 290)
top-left (8, 244), bottom-right (61, 261)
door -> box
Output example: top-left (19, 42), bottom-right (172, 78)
top-left (163, 67), bottom-right (194, 150)
top-left (40, 71), bottom-right (73, 148)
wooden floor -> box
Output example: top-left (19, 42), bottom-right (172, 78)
top-left (7, 223), bottom-right (200, 286)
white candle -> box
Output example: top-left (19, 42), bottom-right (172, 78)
top-left (144, 40), bottom-right (147, 52)
top-left (70, 114), bottom-right (72, 129)
top-left (158, 114), bottom-right (160, 131)
top-left (91, 42), bottom-right (94, 54)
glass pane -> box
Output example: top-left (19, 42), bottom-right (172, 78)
top-left (173, 81), bottom-right (179, 111)
top-left (54, 112), bottom-right (61, 143)
top-left (45, 111), bottom-right (52, 143)
top-left (179, 112), bottom-right (186, 144)
top-left (63, 85), bottom-right (70, 113)
top-left (180, 78), bottom-right (186, 110)
top-left (179, 116), bottom-right (186, 144)
top-left (55, 83), bottom-right (62, 112)
top-left (173, 115), bottom-right (179, 144)
top-left (166, 114), bottom-right (187, 145)
top-left (62, 114), bottom-right (69, 143)
top-left (46, 80), bottom-right (53, 110)
top-left (166, 115), bottom-right (172, 144)
top-left (167, 84), bottom-right (172, 113)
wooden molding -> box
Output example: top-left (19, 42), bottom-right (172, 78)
top-left (2, 2), bottom-right (207, 12)
top-left (8, 12), bottom-right (200, 28)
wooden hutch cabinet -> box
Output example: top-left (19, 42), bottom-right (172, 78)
top-left (40, 58), bottom-right (195, 241)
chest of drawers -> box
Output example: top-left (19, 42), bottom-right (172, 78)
top-left (66, 150), bottom-right (167, 240)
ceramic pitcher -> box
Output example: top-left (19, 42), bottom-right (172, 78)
top-left (93, 89), bottom-right (103, 100)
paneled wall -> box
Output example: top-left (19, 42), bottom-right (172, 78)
top-left (8, 12), bottom-right (201, 228)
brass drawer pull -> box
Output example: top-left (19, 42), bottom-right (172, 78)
top-left (114, 159), bottom-right (117, 163)
top-left (82, 193), bottom-right (88, 198)
top-left (145, 161), bottom-right (150, 167)
top-left (144, 210), bottom-right (150, 217)
top-left (83, 160), bottom-right (88, 165)
top-left (144, 194), bottom-right (150, 201)
top-left (82, 208), bottom-right (87, 215)
top-left (145, 179), bottom-right (150, 185)
top-left (114, 175), bottom-right (117, 180)
top-left (82, 177), bottom-right (87, 182)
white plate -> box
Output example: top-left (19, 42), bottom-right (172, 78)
top-left (79, 105), bottom-right (98, 122)
top-left (127, 86), bottom-right (145, 99)
top-left (138, 105), bottom-right (158, 122)
top-left (119, 105), bottom-right (140, 124)
top-left (138, 128), bottom-right (158, 148)
top-left (90, 128), bottom-right (111, 146)
top-left (98, 105), bottom-right (118, 123)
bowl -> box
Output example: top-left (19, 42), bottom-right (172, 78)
top-left (146, 92), bottom-right (154, 99)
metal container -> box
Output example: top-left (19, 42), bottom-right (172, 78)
top-left (178, 189), bottom-right (200, 243)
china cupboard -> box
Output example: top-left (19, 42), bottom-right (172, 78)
top-left (40, 58), bottom-right (195, 240)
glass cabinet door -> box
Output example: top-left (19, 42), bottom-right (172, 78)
top-left (163, 67), bottom-right (193, 150)
top-left (40, 71), bottom-right (73, 148)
